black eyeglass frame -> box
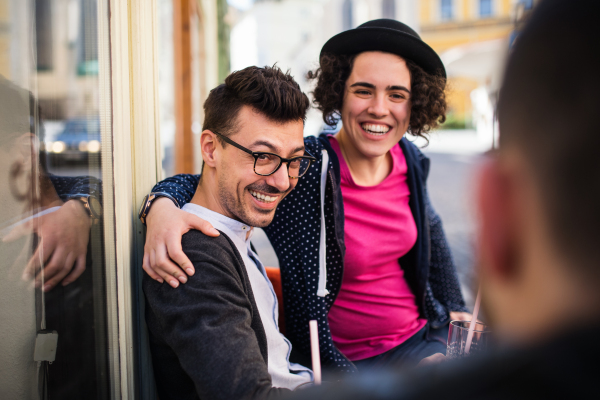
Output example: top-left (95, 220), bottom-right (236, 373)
top-left (213, 131), bottom-right (316, 179)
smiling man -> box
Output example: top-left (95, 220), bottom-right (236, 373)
top-left (142, 66), bottom-right (315, 400)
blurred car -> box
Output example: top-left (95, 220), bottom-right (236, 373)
top-left (44, 118), bottom-right (101, 165)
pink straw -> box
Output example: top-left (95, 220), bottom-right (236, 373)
top-left (465, 287), bottom-right (482, 354)
top-left (309, 320), bottom-right (322, 385)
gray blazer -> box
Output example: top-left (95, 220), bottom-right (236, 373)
top-left (143, 230), bottom-right (290, 400)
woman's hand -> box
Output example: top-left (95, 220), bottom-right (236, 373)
top-left (449, 311), bottom-right (475, 322)
top-left (4, 199), bottom-right (91, 291)
top-left (142, 198), bottom-right (219, 288)
top-left (417, 353), bottom-right (446, 368)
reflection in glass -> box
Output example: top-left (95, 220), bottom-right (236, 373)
top-left (0, 0), bottom-right (111, 398)
top-left (35, 0), bottom-right (54, 71)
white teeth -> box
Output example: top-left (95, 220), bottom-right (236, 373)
top-left (250, 190), bottom-right (276, 203)
top-left (361, 123), bottom-right (390, 135)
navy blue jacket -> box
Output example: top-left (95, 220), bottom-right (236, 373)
top-left (153, 134), bottom-right (467, 373)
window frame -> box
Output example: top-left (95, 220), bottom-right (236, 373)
top-left (106, 0), bottom-right (163, 398)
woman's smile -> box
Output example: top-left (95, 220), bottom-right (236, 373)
top-left (361, 122), bottom-right (391, 136)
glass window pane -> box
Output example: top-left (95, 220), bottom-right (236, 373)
top-left (342, 0), bottom-right (353, 30)
top-left (523, 0), bottom-right (534, 10)
top-left (190, 9), bottom-right (203, 173)
top-left (35, 0), bottom-right (53, 71)
top-left (441, 0), bottom-right (453, 21)
top-left (158, 0), bottom-right (175, 178)
top-left (0, 0), bottom-right (113, 398)
top-left (480, 0), bottom-right (493, 17)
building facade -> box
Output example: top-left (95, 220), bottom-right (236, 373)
top-left (418, 0), bottom-right (541, 126)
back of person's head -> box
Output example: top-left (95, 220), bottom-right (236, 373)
top-left (202, 65), bottom-right (309, 143)
top-left (0, 75), bottom-right (44, 147)
top-left (498, 0), bottom-right (600, 282)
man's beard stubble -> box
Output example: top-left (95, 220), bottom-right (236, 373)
top-left (217, 177), bottom-right (289, 228)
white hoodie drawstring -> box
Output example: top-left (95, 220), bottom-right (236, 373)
top-left (317, 149), bottom-right (330, 297)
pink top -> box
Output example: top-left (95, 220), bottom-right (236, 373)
top-left (327, 136), bottom-right (427, 361)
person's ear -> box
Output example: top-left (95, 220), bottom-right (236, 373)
top-left (14, 132), bottom-right (38, 167)
top-left (476, 156), bottom-right (520, 283)
top-left (200, 130), bottom-right (219, 168)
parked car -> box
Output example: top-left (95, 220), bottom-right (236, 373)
top-left (45, 118), bottom-right (101, 165)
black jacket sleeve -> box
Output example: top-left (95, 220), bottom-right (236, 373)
top-left (143, 230), bottom-right (289, 400)
top-left (151, 174), bottom-right (200, 208)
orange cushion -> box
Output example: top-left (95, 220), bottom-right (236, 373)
top-left (265, 267), bottom-right (285, 335)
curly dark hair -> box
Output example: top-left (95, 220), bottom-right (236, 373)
top-left (307, 53), bottom-right (447, 138)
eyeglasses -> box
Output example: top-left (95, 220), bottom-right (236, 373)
top-left (213, 131), bottom-right (316, 179)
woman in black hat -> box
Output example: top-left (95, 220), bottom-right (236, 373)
top-left (142, 20), bottom-right (470, 373)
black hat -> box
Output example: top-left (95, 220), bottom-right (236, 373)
top-left (320, 19), bottom-right (446, 79)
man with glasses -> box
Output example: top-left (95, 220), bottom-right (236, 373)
top-left (142, 66), bottom-right (314, 400)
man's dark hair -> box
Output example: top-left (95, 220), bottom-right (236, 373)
top-left (202, 65), bottom-right (310, 143)
top-left (0, 75), bottom-right (44, 145)
top-left (498, 0), bottom-right (600, 279)
top-left (307, 53), bottom-right (447, 138)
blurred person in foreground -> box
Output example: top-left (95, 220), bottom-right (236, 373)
top-left (286, 0), bottom-right (600, 398)
top-left (143, 66), bottom-right (315, 400)
top-left (142, 19), bottom-right (469, 373)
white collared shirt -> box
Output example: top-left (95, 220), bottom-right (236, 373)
top-left (182, 203), bottom-right (313, 390)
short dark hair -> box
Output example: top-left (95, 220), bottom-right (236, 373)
top-left (307, 53), bottom-right (447, 139)
top-left (0, 75), bottom-right (44, 145)
top-left (202, 65), bottom-right (310, 143)
top-left (498, 0), bottom-right (600, 278)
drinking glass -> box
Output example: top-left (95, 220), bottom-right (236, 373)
top-left (446, 320), bottom-right (491, 359)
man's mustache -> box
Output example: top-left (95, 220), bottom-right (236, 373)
top-left (246, 182), bottom-right (288, 195)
